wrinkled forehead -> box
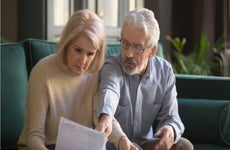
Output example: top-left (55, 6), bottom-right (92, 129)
top-left (122, 25), bottom-right (148, 45)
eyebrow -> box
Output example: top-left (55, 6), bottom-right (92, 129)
top-left (122, 38), bottom-right (143, 45)
top-left (74, 45), bottom-right (97, 52)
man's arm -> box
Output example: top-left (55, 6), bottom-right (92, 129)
top-left (155, 67), bottom-right (184, 147)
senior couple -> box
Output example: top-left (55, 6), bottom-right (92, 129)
top-left (18, 7), bottom-right (193, 150)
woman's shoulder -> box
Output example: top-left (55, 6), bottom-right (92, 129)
top-left (35, 54), bottom-right (56, 66)
top-left (30, 54), bottom-right (57, 75)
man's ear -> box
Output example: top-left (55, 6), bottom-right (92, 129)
top-left (149, 45), bottom-right (157, 59)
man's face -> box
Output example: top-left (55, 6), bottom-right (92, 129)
top-left (121, 25), bottom-right (152, 76)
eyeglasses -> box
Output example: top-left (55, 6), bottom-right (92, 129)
top-left (120, 38), bottom-right (149, 54)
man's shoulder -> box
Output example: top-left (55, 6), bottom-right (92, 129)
top-left (104, 54), bottom-right (122, 68)
top-left (149, 56), bottom-right (174, 78)
top-left (151, 56), bottom-right (172, 68)
top-left (101, 54), bottom-right (124, 78)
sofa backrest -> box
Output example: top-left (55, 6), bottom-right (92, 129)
top-left (176, 74), bottom-right (230, 100)
top-left (22, 38), bottom-right (57, 75)
top-left (1, 39), bottom-right (57, 149)
top-left (1, 43), bottom-right (28, 149)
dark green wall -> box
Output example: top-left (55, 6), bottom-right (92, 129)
top-left (18, 0), bottom-right (47, 41)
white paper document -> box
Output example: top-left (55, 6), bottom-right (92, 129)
top-left (55, 117), bottom-right (106, 150)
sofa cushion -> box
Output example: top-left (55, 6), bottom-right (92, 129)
top-left (22, 38), bottom-right (57, 74)
top-left (106, 42), bottom-right (121, 58)
top-left (194, 143), bottom-right (230, 150)
top-left (1, 43), bottom-right (28, 148)
top-left (176, 74), bottom-right (230, 100)
top-left (178, 98), bottom-right (230, 146)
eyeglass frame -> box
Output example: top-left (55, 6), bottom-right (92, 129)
top-left (120, 38), bottom-right (151, 54)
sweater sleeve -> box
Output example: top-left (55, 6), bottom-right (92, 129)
top-left (25, 65), bottom-right (49, 149)
top-left (27, 136), bottom-right (48, 150)
top-left (108, 118), bottom-right (126, 148)
top-left (93, 112), bottom-right (126, 148)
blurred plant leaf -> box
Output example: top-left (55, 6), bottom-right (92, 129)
top-left (166, 36), bottom-right (186, 53)
top-left (166, 34), bottom-right (215, 75)
top-left (197, 34), bottom-right (209, 62)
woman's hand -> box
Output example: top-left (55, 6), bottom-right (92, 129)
top-left (95, 113), bottom-right (112, 142)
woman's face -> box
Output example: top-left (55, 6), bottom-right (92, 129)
top-left (65, 35), bottom-right (97, 75)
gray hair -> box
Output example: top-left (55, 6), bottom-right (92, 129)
top-left (121, 8), bottom-right (160, 47)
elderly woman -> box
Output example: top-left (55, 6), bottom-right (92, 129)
top-left (17, 9), bottom-right (127, 150)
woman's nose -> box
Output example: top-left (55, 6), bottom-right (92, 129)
top-left (79, 54), bottom-right (87, 65)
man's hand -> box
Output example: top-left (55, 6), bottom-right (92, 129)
top-left (118, 136), bottom-right (138, 150)
top-left (95, 113), bottom-right (112, 141)
top-left (154, 125), bottom-right (175, 150)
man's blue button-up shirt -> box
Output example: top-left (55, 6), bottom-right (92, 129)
top-left (96, 54), bottom-right (184, 145)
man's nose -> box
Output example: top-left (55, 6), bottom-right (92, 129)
top-left (126, 46), bottom-right (135, 57)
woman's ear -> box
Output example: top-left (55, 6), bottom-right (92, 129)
top-left (148, 45), bottom-right (157, 59)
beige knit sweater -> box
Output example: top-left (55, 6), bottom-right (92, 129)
top-left (18, 54), bottom-right (124, 150)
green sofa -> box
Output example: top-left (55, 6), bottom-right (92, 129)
top-left (1, 38), bottom-right (230, 150)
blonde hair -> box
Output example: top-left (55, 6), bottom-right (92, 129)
top-left (121, 8), bottom-right (160, 47)
top-left (57, 9), bottom-right (105, 74)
